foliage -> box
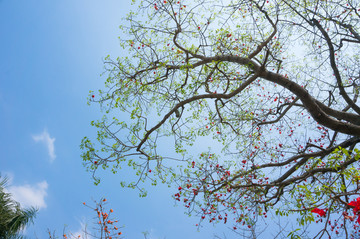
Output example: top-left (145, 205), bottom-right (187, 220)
top-left (81, 0), bottom-right (360, 237)
top-left (0, 175), bottom-right (37, 239)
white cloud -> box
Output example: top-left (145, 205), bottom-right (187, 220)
top-left (72, 220), bottom-right (90, 239)
top-left (7, 181), bottom-right (48, 210)
top-left (33, 129), bottom-right (56, 162)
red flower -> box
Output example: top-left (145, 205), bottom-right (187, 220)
top-left (348, 197), bottom-right (360, 214)
top-left (311, 208), bottom-right (326, 217)
top-left (348, 197), bottom-right (360, 224)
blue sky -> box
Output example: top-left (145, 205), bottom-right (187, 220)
top-left (0, 1), bottom-right (239, 238)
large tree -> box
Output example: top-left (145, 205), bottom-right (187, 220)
top-left (0, 176), bottom-right (37, 239)
top-left (81, 0), bottom-right (360, 237)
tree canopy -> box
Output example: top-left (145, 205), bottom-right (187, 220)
top-left (81, 0), bottom-right (360, 237)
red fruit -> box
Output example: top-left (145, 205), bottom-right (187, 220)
top-left (92, 95), bottom-right (95, 98)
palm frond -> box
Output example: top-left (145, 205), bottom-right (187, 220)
top-left (0, 174), bottom-right (38, 239)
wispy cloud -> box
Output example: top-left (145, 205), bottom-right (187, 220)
top-left (32, 129), bottom-right (56, 162)
top-left (7, 181), bottom-right (48, 210)
top-left (143, 229), bottom-right (162, 239)
top-left (2, 171), bottom-right (14, 184)
top-left (72, 220), bottom-right (90, 239)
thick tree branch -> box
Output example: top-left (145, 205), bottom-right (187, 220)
top-left (312, 18), bottom-right (360, 115)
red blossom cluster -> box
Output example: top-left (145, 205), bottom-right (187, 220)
top-left (349, 197), bottom-right (360, 224)
top-left (311, 197), bottom-right (360, 225)
top-left (311, 208), bottom-right (326, 217)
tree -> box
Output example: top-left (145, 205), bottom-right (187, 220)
top-left (49, 198), bottom-right (123, 239)
top-left (81, 0), bottom-right (360, 237)
top-left (0, 176), bottom-right (37, 239)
